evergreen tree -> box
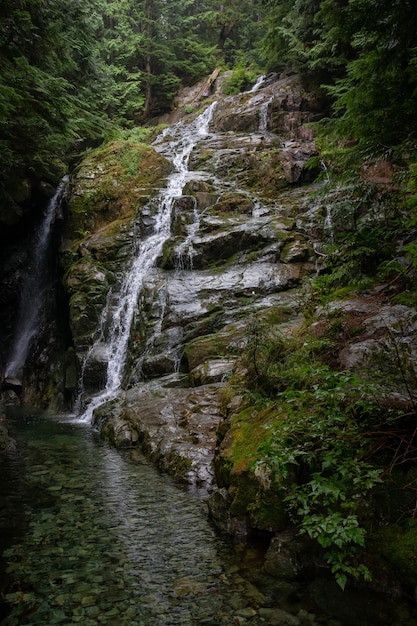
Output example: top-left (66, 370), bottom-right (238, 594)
top-left (0, 0), bottom-right (265, 206)
top-left (260, 0), bottom-right (417, 150)
top-left (198, 0), bottom-right (265, 66)
top-left (0, 0), bottom-right (106, 200)
top-left (98, 0), bottom-right (218, 122)
top-left (324, 0), bottom-right (417, 150)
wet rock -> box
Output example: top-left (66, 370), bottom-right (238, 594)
top-left (184, 329), bottom-right (241, 372)
top-left (207, 488), bottom-right (235, 535)
top-left (190, 359), bottom-right (234, 386)
top-left (94, 382), bottom-right (225, 487)
top-left (280, 236), bottom-right (311, 263)
top-left (183, 179), bottom-right (219, 210)
top-left (141, 351), bottom-right (181, 379)
top-left (92, 398), bottom-right (139, 448)
top-left (264, 533), bottom-right (301, 580)
top-left (213, 192), bottom-right (254, 215)
top-left (81, 344), bottom-right (109, 392)
top-left (63, 255), bottom-right (110, 353)
top-left (337, 302), bottom-right (417, 399)
top-left (171, 195), bottom-right (198, 236)
top-left (258, 607), bottom-right (301, 625)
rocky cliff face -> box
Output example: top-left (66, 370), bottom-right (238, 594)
top-left (57, 73), bottom-right (323, 478)
top-left (35, 72), bottom-right (416, 489)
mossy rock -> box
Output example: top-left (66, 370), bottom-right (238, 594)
top-left (280, 235), bottom-right (312, 263)
top-left (183, 321), bottom-right (244, 370)
top-left (228, 469), bottom-right (288, 530)
top-left (92, 399), bottom-right (139, 448)
top-left (209, 191), bottom-right (253, 215)
top-left (182, 180), bottom-right (218, 210)
top-left (79, 218), bottom-right (136, 270)
top-left (184, 333), bottom-right (226, 371)
top-left (372, 521), bottom-right (417, 589)
top-left (65, 141), bottom-right (171, 242)
top-left (214, 404), bottom-right (289, 532)
top-left (156, 451), bottom-right (193, 480)
top-left (64, 255), bottom-right (110, 348)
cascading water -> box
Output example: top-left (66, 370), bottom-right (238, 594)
top-left (79, 102), bottom-right (217, 422)
top-left (259, 98), bottom-right (273, 132)
top-left (4, 178), bottom-right (67, 381)
top-left (174, 196), bottom-right (200, 270)
top-left (249, 74), bottom-right (266, 92)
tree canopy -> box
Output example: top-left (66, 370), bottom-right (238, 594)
top-left (261, 0), bottom-right (417, 151)
top-left (1, 0), bottom-right (416, 206)
top-left (0, 0), bottom-right (106, 199)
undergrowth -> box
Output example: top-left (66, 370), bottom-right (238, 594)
top-left (230, 137), bottom-right (417, 589)
top-left (237, 313), bottom-right (416, 589)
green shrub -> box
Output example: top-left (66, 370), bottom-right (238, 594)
top-left (222, 65), bottom-right (259, 95)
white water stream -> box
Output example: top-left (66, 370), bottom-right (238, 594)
top-left (259, 98), bottom-right (273, 132)
top-left (249, 74), bottom-right (266, 92)
top-left (4, 178), bottom-right (67, 380)
top-left (79, 103), bottom-right (217, 422)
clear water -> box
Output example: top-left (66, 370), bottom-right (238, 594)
top-left (1, 410), bottom-right (417, 626)
top-left (0, 410), bottom-right (267, 626)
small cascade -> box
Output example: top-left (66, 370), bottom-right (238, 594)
top-left (259, 98), bottom-right (272, 132)
top-left (174, 196), bottom-right (200, 270)
top-left (324, 204), bottom-right (335, 243)
top-left (249, 74), bottom-right (266, 92)
top-left (79, 103), bottom-right (217, 421)
top-left (320, 159), bottom-right (330, 182)
top-left (4, 178), bottom-right (67, 381)
top-left (130, 285), bottom-right (170, 382)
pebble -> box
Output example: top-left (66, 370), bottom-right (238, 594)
top-left (235, 607), bottom-right (258, 618)
top-left (258, 607), bottom-right (300, 625)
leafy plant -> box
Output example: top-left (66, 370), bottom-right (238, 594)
top-left (255, 367), bottom-right (383, 589)
top-left (222, 64), bottom-right (259, 95)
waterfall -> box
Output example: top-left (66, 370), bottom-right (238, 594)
top-left (174, 196), bottom-right (200, 270)
top-left (324, 204), bottom-right (335, 243)
top-left (4, 178), bottom-right (67, 381)
top-left (259, 98), bottom-right (272, 132)
top-left (79, 102), bottom-right (217, 422)
top-left (320, 159), bottom-right (330, 182)
top-left (249, 74), bottom-right (266, 92)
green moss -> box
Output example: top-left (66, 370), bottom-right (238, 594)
top-left (164, 453), bottom-right (193, 480)
top-left (159, 238), bottom-right (177, 269)
top-left (184, 321), bottom-right (244, 369)
top-left (393, 289), bottom-right (417, 308)
top-left (65, 140), bottom-right (171, 242)
top-left (372, 521), bottom-right (417, 588)
top-left (227, 405), bottom-right (276, 472)
top-left (257, 306), bottom-right (294, 326)
top-left (217, 403), bottom-right (288, 531)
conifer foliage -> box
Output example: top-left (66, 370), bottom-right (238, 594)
top-left (261, 0), bottom-right (417, 151)
top-left (0, 0), bottom-right (104, 199)
top-left (1, 0), bottom-right (416, 206)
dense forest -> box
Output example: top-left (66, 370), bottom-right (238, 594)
top-left (1, 0), bottom-right (416, 210)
